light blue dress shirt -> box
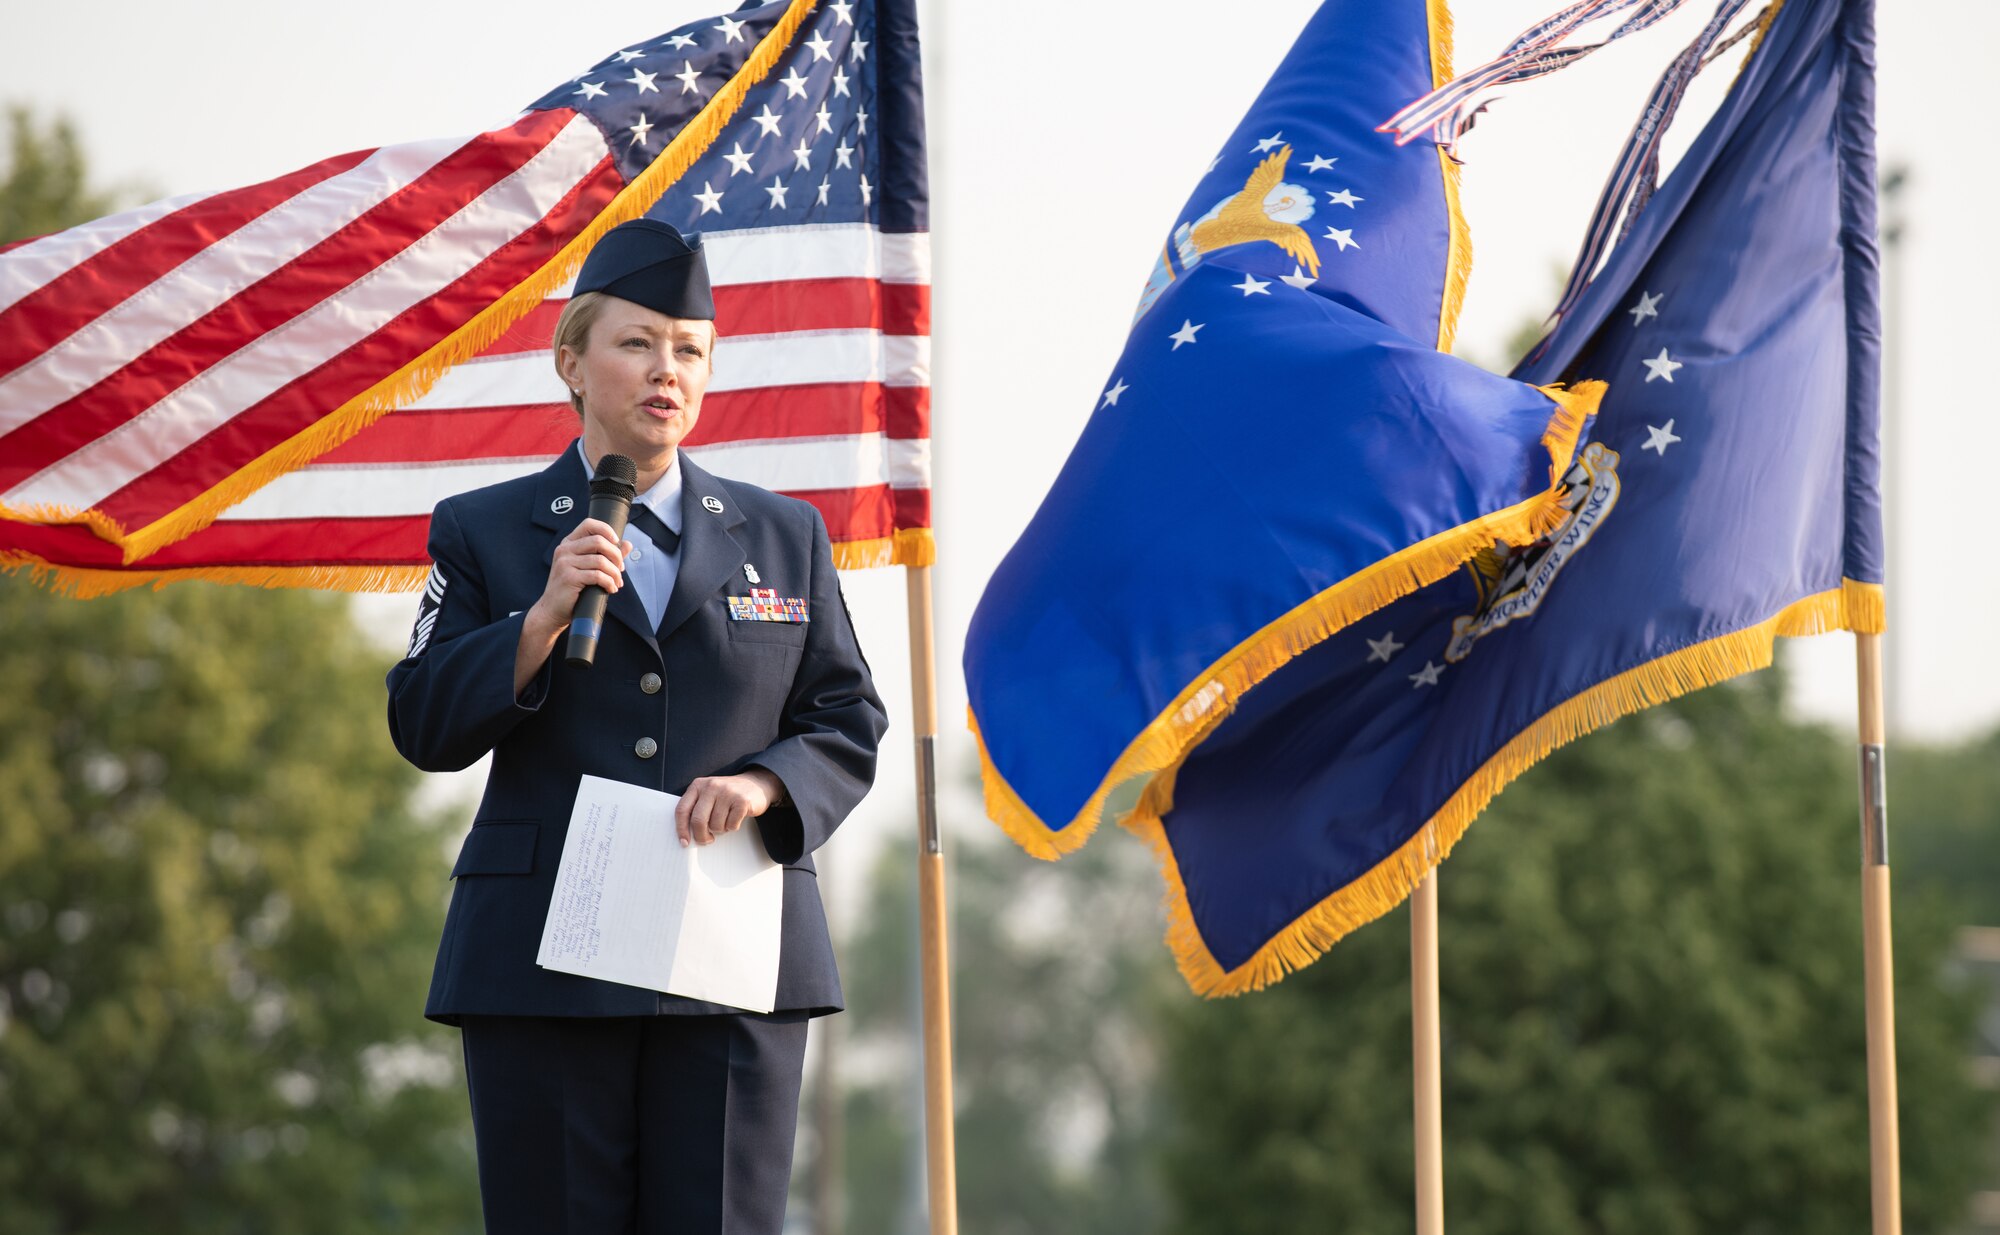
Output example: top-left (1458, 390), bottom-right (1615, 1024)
top-left (581, 442), bottom-right (682, 631)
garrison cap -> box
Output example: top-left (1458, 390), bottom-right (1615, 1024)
top-left (573, 218), bottom-right (715, 320)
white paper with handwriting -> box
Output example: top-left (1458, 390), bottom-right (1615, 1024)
top-left (536, 774), bottom-right (783, 1012)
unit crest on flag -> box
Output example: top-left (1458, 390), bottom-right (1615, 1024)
top-left (1447, 442), bottom-right (1623, 663)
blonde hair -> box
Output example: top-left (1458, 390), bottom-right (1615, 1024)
top-left (552, 291), bottom-right (613, 416)
top-left (551, 292), bottom-right (719, 416)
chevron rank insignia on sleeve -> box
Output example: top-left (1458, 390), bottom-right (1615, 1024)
top-left (407, 566), bottom-right (445, 657)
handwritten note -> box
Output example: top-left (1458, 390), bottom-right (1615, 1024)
top-left (536, 775), bottom-right (784, 1012)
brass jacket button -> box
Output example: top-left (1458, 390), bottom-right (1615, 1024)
top-left (634, 737), bottom-right (658, 759)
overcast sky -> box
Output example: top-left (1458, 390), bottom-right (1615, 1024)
top-left (6, 0), bottom-right (1993, 894)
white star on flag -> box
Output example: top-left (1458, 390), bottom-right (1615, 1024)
top-left (1628, 290), bottom-right (1662, 325)
top-left (791, 139), bottom-right (813, 171)
top-left (694, 182), bottom-right (723, 214)
top-left (574, 81), bottom-right (607, 99)
top-left (830, 2), bottom-right (854, 23)
top-left (859, 174), bottom-right (872, 205)
top-left (807, 31), bottom-right (834, 60)
top-left (1409, 661), bottom-right (1443, 688)
top-left (627, 68), bottom-right (658, 94)
top-left (780, 68), bottom-right (810, 98)
top-left (615, 49), bottom-right (646, 63)
top-left (1325, 189), bottom-right (1362, 207)
top-left (1642, 348), bottom-right (1683, 382)
top-left (1305, 154), bottom-right (1338, 172)
top-left (814, 105), bottom-right (834, 135)
top-left (1234, 273), bottom-right (1271, 296)
top-left (1253, 132), bottom-right (1284, 153)
top-left (816, 177), bottom-right (831, 205)
top-left (1170, 320), bottom-right (1203, 349)
top-left (628, 115), bottom-right (654, 147)
top-left (1324, 227), bottom-right (1358, 251)
top-left (675, 62), bottom-right (702, 94)
top-left (850, 36), bottom-right (868, 61)
top-left (1643, 420), bottom-right (1682, 455)
top-left (1366, 631), bottom-right (1405, 663)
top-left (716, 15), bottom-right (747, 42)
top-left (833, 67), bottom-right (851, 97)
top-left (1101, 378), bottom-right (1129, 408)
top-left (752, 105), bottom-right (784, 137)
top-left (766, 178), bottom-right (789, 208)
top-left (723, 142), bottom-right (755, 175)
top-left (834, 141), bottom-right (854, 169)
top-left (1280, 267), bottom-right (1315, 291)
top-left (664, 33), bottom-right (697, 50)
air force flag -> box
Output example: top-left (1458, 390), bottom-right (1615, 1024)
top-left (964, 0), bottom-right (1601, 968)
top-left (967, 0), bottom-right (1883, 996)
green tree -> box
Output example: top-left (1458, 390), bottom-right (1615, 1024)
top-left (0, 579), bottom-right (479, 1233)
top-left (0, 104), bottom-right (477, 1233)
top-left (0, 106), bottom-right (132, 243)
top-left (1897, 727), bottom-right (2000, 927)
top-left (836, 828), bottom-right (1178, 1235)
top-left (1160, 668), bottom-right (1991, 1235)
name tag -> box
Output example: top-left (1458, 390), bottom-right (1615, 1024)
top-left (728, 588), bottom-right (809, 623)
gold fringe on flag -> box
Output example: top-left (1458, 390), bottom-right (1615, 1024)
top-left (1427, 0), bottom-right (1472, 355)
top-left (2, 523), bottom-right (933, 598)
top-left (831, 527), bottom-right (935, 571)
top-left (1131, 578), bottom-right (1887, 997)
top-left (0, 500), bottom-right (129, 550)
top-left (0, 552), bottom-right (432, 599)
top-left (972, 379), bottom-right (1604, 862)
top-left (67, 0), bottom-right (823, 565)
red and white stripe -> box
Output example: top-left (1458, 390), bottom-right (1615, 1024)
top-left (1, 99), bottom-right (932, 580)
top-left (0, 107), bottom-right (623, 542)
top-left (133, 221), bottom-right (931, 570)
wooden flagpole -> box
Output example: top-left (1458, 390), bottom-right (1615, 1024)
top-left (904, 563), bottom-right (960, 1234)
top-left (1412, 871), bottom-right (1445, 1235)
top-left (1853, 631), bottom-right (1901, 1235)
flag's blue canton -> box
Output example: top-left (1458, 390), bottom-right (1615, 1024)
top-left (966, 0), bottom-right (1591, 886)
top-left (1154, 0), bottom-right (1882, 991)
top-left (529, 0), bottom-right (898, 231)
top-left (529, 3), bottom-right (780, 163)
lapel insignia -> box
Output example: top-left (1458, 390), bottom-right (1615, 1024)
top-left (702, 495), bottom-right (725, 514)
top-left (744, 563), bottom-right (761, 584)
top-left (551, 495), bottom-right (574, 515)
top-left (728, 588), bottom-right (810, 623)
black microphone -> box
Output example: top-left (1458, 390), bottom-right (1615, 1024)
top-left (564, 453), bottom-right (639, 668)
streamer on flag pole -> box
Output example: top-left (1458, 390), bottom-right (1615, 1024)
top-left (0, 0), bottom-right (932, 595)
top-left (1541, 0), bottom-right (1761, 323)
top-left (1379, 0), bottom-right (1694, 157)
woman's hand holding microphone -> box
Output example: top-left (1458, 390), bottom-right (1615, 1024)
top-left (514, 519), bottom-right (631, 696)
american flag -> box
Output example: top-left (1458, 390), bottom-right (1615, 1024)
top-left (0, 0), bottom-right (931, 595)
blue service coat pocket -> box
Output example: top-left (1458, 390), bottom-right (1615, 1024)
top-left (450, 821), bottom-right (539, 877)
top-left (726, 618), bottom-right (809, 646)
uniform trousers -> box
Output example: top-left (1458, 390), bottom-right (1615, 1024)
top-left (460, 1013), bottom-right (811, 1235)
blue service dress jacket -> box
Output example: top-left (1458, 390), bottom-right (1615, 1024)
top-left (386, 444), bottom-right (887, 1024)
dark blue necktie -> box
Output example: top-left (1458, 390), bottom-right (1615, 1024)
top-left (626, 503), bottom-right (679, 554)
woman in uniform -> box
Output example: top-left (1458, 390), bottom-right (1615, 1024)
top-left (386, 217), bottom-right (887, 1235)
